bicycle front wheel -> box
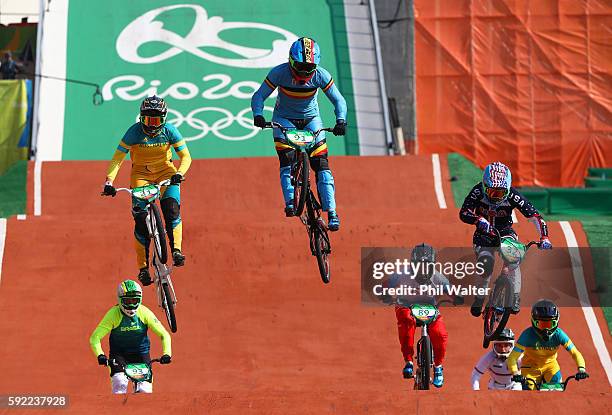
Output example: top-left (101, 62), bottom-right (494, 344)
top-left (483, 276), bottom-right (512, 347)
top-left (416, 336), bottom-right (432, 390)
top-left (292, 152), bottom-right (309, 216)
top-left (150, 203), bottom-right (168, 265)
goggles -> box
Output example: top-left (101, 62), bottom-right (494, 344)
top-left (290, 57), bottom-right (316, 75)
top-left (533, 318), bottom-right (558, 330)
top-left (121, 296), bottom-right (142, 307)
top-left (485, 187), bottom-right (508, 202)
top-left (140, 115), bottom-right (166, 127)
top-left (493, 341), bottom-right (513, 352)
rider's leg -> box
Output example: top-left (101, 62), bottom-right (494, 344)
top-left (428, 315), bottom-right (448, 367)
top-left (395, 306), bottom-right (417, 378)
top-left (500, 229), bottom-right (521, 312)
top-left (135, 381), bottom-right (153, 393)
top-left (108, 355), bottom-right (129, 394)
top-left (272, 116), bottom-right (297, 215)
top-left (471, 231), bottom-right (497, 316)
top-left (520, 366), bottom-right (543, 390)
top-left (543, 361), bottom-right (562, 384)
top-left (160, 183), bottom-right (184, 266)
top-left (132, 199), bottom-right (151, 285)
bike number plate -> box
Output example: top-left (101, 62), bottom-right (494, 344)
top-left (539, 383), bottom-right (564, 391)
top-left (410, 304), bottom-right (438, 322)
top-left (132, 184), bottom-right (159, 201)
top-left (124, 363), bottom-right (151, 382)
top-left (286, 130), bottom-right (315, 147)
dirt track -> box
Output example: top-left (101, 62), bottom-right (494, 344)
top-left (0, 156), bottom-right (609, 413)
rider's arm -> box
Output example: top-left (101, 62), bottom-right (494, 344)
top-left (251, 67), bottom-right (281, 117)
top-left (167, 124), bottom-right (192, 176)
top-left (558, 328), bottom-right (586, 370)
top-left (507, 188), bottom-right (549, 238)
top-left (89, 307), bottom-right (122, 357)
top-left (105, 141), bottom-right (130, 183)
top-left (141, 305), bottom-right (172, 356)
top-left (508, 330), bottom-right (530, 374)
top-left (471, 351), bottom-right (494, 390)
top-left (459, 184), bottom-right (483, 225)
top-left (317, 68), bottom-right (347, 121)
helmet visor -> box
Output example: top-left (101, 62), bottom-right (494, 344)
top-left (140, 115), bottom-right (166, 127)
top-left (485, 187), bottom-right (508, 203)
top-left (533, 318), bottom-right (557, 330)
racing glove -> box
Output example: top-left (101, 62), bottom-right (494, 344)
top-left (575, 367), bottom-right (589, 380)
top-left (511, 374), bottom-right (524, 383)
top-left (539, 237), bottom-right (552, 250)
top-left (97, 354), bottom-right (108, 366)
top-left (101, 182), bottom-right (116, 197)
top-left (476, 217), bottom-right (491, 234)
top-left (253, 115), bottom-right (266, 129)
top-left (160, 354), bottom-right (172, 364)
top-left (333, 120), bottom-right (347, 136)
top-left (170, 173), bottom-right (184, 185)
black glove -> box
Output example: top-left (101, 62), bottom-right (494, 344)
top-left (453, 296), bottom-right (465, 306)
top-left (575, 369), bottom-right (589, 380)
top-left (511, 374), bottom-right (524, 383)
top-left (332, 120), bottom-right (346, 136)
top-left (254, 115), bottom-right (266, 129)
top-left (170, 173), bottom-right (184, 185)
top-left (160, 354), bottom-right (172, 364)
top-left (102, 184), bottom-right (116, 197)
top-left (97, 354), bottom-right (108, 366)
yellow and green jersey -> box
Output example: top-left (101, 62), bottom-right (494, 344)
top-left (507, 327), bottom-right (585, 373)
top-left (106, 123), bottom-right (191, 182)
top-left (89, 305), bottom-right (171, 357)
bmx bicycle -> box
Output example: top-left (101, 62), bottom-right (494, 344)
top-left (481, 228), bottom-right (542, 348)
top-left (119, 357), bottom-right (161, 393)
top-left (264, 121), bottom-right (334, 284)
top-left (114, 179), bottom-right (178, 332)
top-left (408, 299), bottom-right (453, 390)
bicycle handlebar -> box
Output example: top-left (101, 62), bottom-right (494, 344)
top-left (115, 179), bottom-right (173, 194)
top-left (522, 375), bottom-right (578, 391)
top-left (262, 121), bottom-right (334, 137)
top-left (486, 227), bottom-right (541, 250)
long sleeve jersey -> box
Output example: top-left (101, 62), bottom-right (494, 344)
top-left (459, 183), bottom-right (548, 238)
top-left (507, 327), bottom-right (585, 374)
top-left (106, 123), bottom-right (192, 182)
top-left (251, 63), bottom-right (347, 120)
top-left (89, 305), bottom-right (171, 357)
top-left (471, 350), bottom-right (521, 390)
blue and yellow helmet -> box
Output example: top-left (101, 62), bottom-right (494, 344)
top-left (289, 37), bottom-right (320, 82)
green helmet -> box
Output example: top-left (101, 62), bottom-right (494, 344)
top-left (117, 279), bottom-right (142, 317)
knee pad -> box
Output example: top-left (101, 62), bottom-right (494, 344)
top-left (132, 207), bottom-right (149, 237)
top-left (111, 373), bottom-right (129, 394)
top-left (477, 252), bottom-right (495, 278)
top-left (310, 155), bottom-right (330, 174)
top-left (135, 381), bottom-right (153, 393)
top-left (161, 197), bottom-right (180, 223)
top-left (275, 142), bottom-right (296, 168)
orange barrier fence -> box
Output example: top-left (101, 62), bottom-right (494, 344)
top-left (414, 0), bottom-right (611, 186)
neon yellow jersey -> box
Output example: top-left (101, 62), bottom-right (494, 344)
top-left (507, 327), bottom-right (585, 373)
top-left (89, 304), bottom-right (171, 357)
top-left (105, 123), bottom-right (191, 182)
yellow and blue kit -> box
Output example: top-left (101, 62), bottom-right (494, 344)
top-left (106, 122), bottom-right (192, 268)
top-left (89, 304), bottom-right (171, 357)
top-left (507, 327), bottom-right (585, 388)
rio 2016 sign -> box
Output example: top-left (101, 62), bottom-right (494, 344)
top-left (62, 1), bottom-right (352, 160)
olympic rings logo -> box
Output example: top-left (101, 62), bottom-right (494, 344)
top-left (136, 106), bottom-right (273, 142)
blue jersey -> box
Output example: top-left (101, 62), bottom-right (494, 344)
top-left (251, 63), bottom-right (347, 120)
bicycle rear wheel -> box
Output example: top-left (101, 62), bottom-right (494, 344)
top-left (483, 276), bottom-right (512, 347)
top-left (161, 281), bottom-right (177, 333)
top-left (313, 224), bottom-right (331, 284)
top-left (149, 203), bottom-right (168, 265)
top-left (292, 152), bottom-right (309, 216)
